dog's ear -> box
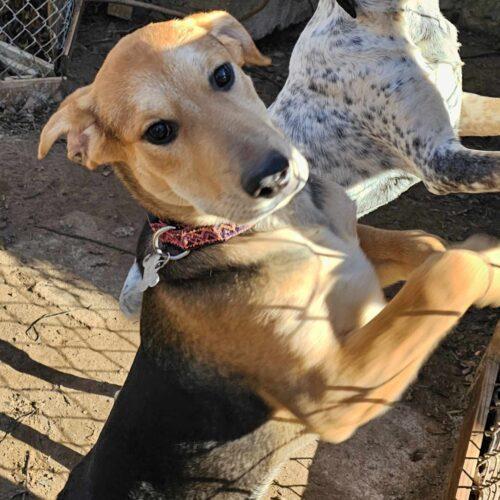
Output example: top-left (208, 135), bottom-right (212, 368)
top-left (190, 11), bottom-right (271, 67)
top-left (337, 0), bottom-right (357, 18)
top-left (38, 85), bottom-right (122, 169)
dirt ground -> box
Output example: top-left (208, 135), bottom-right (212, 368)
top-left (0, 6), bottom-right (499, 499)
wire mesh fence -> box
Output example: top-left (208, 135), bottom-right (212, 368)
top-left (0, 0), bottom-right (75, 80)
top-left (474, 380), bottom-right (500, 499)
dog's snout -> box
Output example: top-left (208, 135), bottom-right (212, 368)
top-left (243, 151), bottom-right (290, 199)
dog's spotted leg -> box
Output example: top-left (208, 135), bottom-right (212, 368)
top-left (423, 145), bottom-right (500, 194)
top-left (357, 225), bottom-right (447, 287)
top-left (460, 93), bottom-right (500, 137)
top-left (273, 247), bottom-right (500, 444)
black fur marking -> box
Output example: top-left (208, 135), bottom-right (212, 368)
top-left (335, 127), bottom-right (345, 139)
top-left (59, 321), bottom-right (271, 499)
top-left (428, 149), bottom-right (499, 191)
top-left (337, 0), bottom-right (357, 18)
top-left (309, 81), bottom-right (319, 93)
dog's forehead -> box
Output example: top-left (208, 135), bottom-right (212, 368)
top-left (97, 22), bottom-right (218, 82)
top-left (126, 41), bottom-right (222, 116)
top-left (94, 26), bottom-right (224, 129)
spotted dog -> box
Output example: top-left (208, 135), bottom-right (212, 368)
top-left (39, 10), bottom-right (500, 500)
top-left (272, 0), bottom-right (500, 215)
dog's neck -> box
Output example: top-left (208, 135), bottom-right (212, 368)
top-left (114, 162), bottom-right (239, 228)
top-left (146, 196), bottom-right (300, 233)
top-left (149, 202), bottom-right (230, 228)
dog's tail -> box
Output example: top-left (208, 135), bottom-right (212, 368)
top-left (460, 93), bottom-right (500, 137)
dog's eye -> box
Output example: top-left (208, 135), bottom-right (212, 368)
top-left (144, 121), bottom-right (178, 145)
top-left (211, 63), bottom-right (235, 91)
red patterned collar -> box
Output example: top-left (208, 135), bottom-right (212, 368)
top-left (149, 217), bottom-right (253, 251)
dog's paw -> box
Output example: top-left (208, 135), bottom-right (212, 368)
top-left (456, 235), bottom-right (500, 308)
top-left (455, 234), bottom-right (500, 266)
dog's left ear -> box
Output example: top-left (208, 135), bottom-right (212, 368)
top-left (190, 11), bottom-right (271, 67)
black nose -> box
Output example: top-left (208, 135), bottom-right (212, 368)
top-left (242, 151), bottom-right (290, 198)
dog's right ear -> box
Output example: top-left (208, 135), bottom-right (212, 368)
top-left (38, 85), bottom-right (121, 169)
top-left (337, 0), bottom-right (357, 18)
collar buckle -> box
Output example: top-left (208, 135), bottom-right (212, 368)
top-left (152, 226), bottom-right (191, 261)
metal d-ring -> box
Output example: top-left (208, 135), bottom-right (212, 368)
top-left (152, 226), bottom-right (191, 261)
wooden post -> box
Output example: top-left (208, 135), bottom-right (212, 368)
top-left (58, 0), bottom-right (85, 75)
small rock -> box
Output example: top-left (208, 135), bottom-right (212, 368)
top-left (425, 422), bottom-right (446, 435)
top-left (410, 448), bottom-right (426, 462)
top-left (102, 166), bottom-right (113, 177)
top-left (112, 225), bottom-right (135, 238)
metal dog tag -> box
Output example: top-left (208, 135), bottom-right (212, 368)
top-left (119, 254), bottom-right (169, 319)
top-left (119, 226), bottom-right (190, 319)
top-left (139, 253), bottom-right (169, 292)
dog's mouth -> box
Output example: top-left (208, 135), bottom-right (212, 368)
top-left (211, 148), bottom-right (310, 225)
top-left (145, 148), bottom-right (310, 227)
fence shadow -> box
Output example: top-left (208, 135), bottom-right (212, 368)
top-left (0, 339), bottom-right (120, 398)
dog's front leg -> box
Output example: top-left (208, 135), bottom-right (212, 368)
top-left (271, 246), bottom-right (499, 444)
top-left (314, 179), bottom-right (448, 286)
top-left (357, 224), bottom-right (447, 287)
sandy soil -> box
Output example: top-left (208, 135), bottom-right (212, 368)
top-left (0, 6), bottom-right (498, 499)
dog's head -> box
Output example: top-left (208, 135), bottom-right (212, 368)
top-left (39, 12), bottom-right (309, 225)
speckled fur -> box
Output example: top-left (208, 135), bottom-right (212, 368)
top-left (271, 0), bottom-right (500, 215)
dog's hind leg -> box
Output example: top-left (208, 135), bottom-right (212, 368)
top-left (271, 246), bottom-right (500, 444)
top-left (460, 93), bottom-right (500, 137)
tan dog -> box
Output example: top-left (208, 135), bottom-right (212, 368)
top-left (39, 12), bottom-right (499, 499)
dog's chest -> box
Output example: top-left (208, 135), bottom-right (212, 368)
top-left (156, 227), bottom-right (385, 380)
top-left (259, 228), bottom-right (386, 342)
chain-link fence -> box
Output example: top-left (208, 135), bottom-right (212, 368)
top-left (474, 376), bottom-right (500, 499)
top-left (0, 0), bottom-right (75, 80)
